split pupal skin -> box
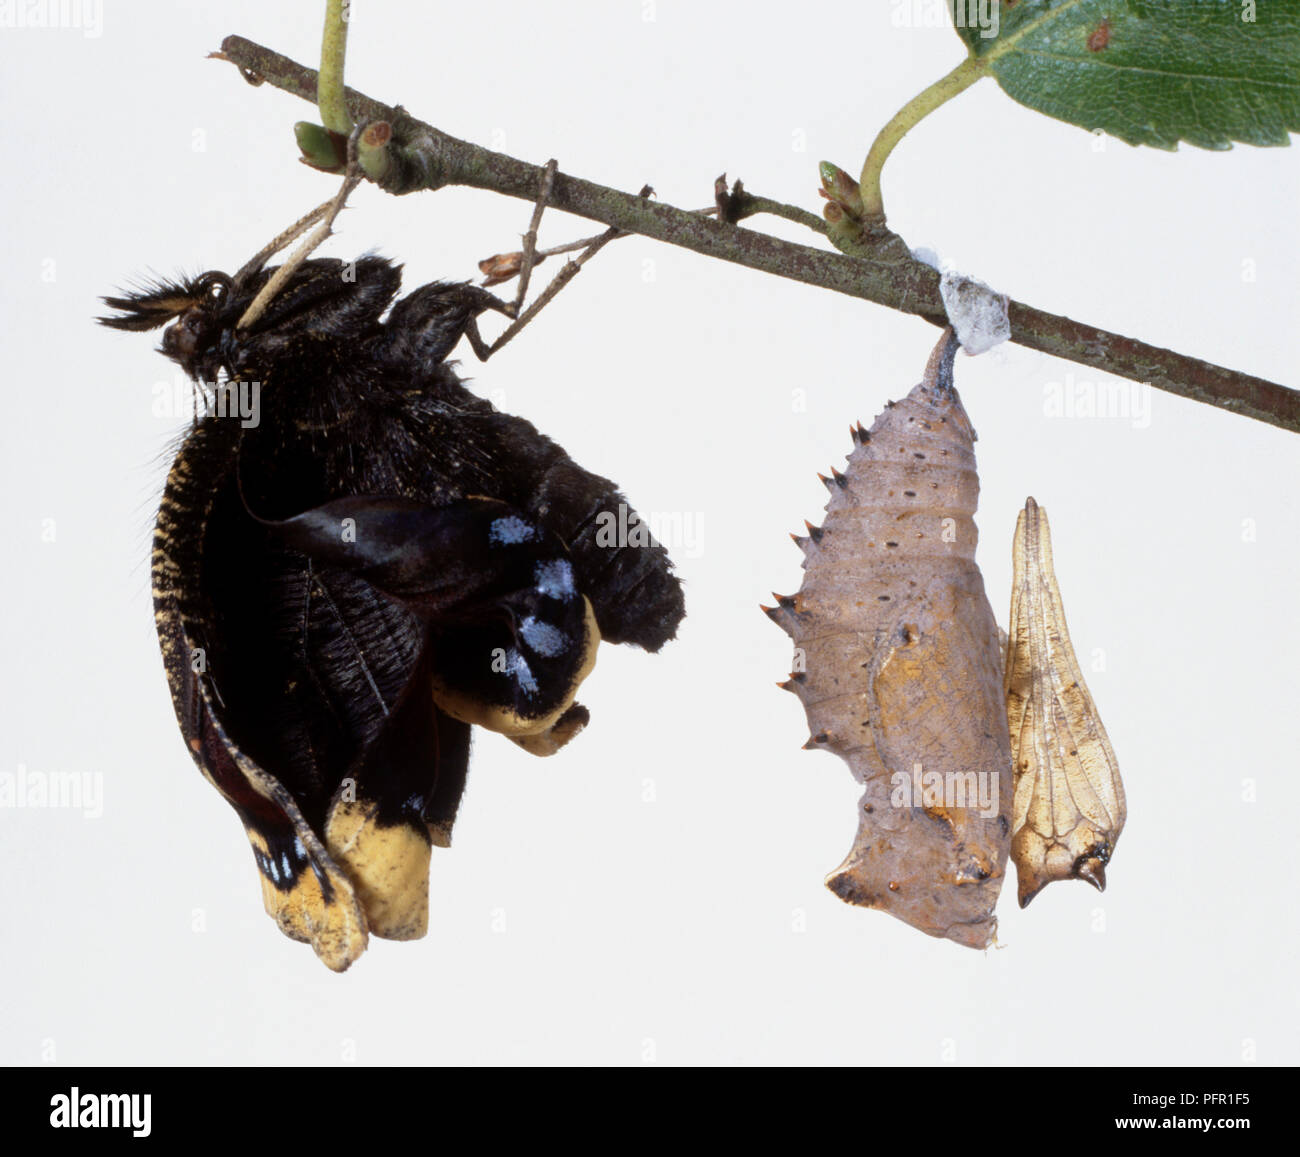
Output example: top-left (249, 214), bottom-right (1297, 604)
top-left (771, 331), bottom-right (1014, 949)
top-left (1004, 498), bottom-right (1126, 907)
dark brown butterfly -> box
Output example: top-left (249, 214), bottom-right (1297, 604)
top-left (101, 254), bottom-right (685, 970)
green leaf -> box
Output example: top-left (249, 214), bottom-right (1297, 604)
top-left (951, 0), bottom-right (1300, 150)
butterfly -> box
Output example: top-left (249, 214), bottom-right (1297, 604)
top-left (101, 253), bottom-right (685, 970)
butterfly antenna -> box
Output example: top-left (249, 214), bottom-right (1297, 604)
top-left (236, 122), bottom-right (367, 331)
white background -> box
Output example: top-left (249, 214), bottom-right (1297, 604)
top-left (2, 0), bottom-right (1297, 1066)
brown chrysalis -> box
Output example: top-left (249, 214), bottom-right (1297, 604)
top-left (767, 330), bottom-right (1014, 948)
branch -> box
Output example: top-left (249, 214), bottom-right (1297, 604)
top-left (218, 34), bottom-right (1300, 435)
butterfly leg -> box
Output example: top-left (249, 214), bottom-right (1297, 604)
top-left (473, 162), bottom-right (642, 360)
top-left (507, 157), bottom-right (559, 320)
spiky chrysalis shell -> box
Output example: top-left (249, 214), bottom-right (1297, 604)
top-left (768, 331), bottom-right (1014, 949)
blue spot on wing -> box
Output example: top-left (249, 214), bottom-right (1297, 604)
top-left (489, 515), bottom-right (539, 546)
top-left (534, 559), bottom-right (575, 600)
top-left (520, 615), bottom-right (569, 658)
top-left (505, 648), bottom-right (539, 696)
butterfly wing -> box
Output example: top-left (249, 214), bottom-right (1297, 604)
top-left (258, 494), bottom-right (601, 743)
top-left (153, 419), bottom-right (369, 971)
top-left (249, 493), bottom-right (602, 944)
top-left (157, 420), bottom-right (601, 966)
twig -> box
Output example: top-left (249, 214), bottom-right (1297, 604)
top-left (216, 34), bottom-right (1300, 435)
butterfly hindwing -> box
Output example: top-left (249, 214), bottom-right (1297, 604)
top-left (320, 653), bottom-right (472, 942)
top-left (257, 493), bottom-right (602, 742)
